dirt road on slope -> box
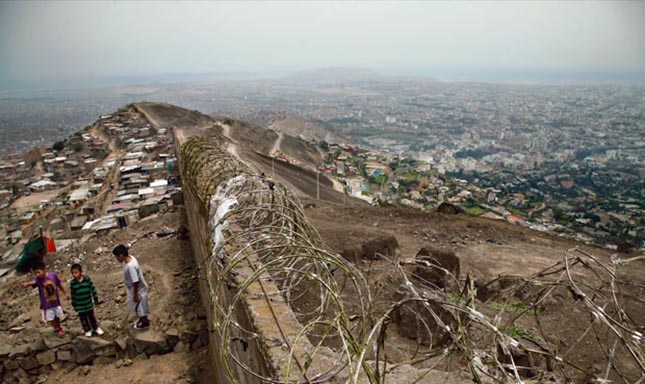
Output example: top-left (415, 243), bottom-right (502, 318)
top-left (270, 130), bottom-right (283, 154)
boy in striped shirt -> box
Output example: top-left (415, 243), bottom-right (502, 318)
top-left (69, 263), bottom-right (104, 337)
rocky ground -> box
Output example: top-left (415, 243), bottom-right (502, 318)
top-left (303, 197), bottom-right (645, 382)
top-left (0, 207), bottom-right (211, 384)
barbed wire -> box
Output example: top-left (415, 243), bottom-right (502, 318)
top-left (181, 136), bottom-right (645, 384)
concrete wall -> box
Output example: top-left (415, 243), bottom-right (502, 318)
top-left (182, 177), bottom-right (271, 383)
top-left (178, 136), bottom-right (343, 383)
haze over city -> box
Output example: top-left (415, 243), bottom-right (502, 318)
top-left (1, 1), bottom-right (645, 90)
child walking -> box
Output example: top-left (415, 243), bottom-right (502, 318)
top-left (21, 262), bottom-right (70, 337)
top-left (69, 263), bottom-right (104, 337)
top-left (112, 244), bottom-right (151, 329)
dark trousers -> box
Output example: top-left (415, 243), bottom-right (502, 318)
top-left (78, 309), bottom-right (98, 332)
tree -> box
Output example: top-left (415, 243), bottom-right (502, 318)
top-left (371, 174), bottom-right (387, 186)
top-left (71, 141), bottom-right (83, 152)
top-left (53, 141), bottom-right (65, 151)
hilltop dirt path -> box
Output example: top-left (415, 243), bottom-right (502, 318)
top-left (87, 124), bottom-right (126, 215)
top-left (43, 205), bottom-right (210, 384)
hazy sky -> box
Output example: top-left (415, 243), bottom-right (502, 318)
top-left (1, 1), bottom-right (644, 89)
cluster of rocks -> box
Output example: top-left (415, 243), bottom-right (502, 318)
top-left (393, 245), bottom-right (460, 346)
top-left (340, 234), bottom-right (399, 262)
top-left (1, 322), bottom-right (209, 384)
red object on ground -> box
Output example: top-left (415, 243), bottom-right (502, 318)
top-left (45, 237), bottom-right (57, 253)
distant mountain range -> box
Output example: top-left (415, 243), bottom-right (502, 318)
top-left (4, 66), bottom-right (645, 92)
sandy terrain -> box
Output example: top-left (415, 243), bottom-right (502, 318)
top-left (11, 189), bottom-right (67, 211)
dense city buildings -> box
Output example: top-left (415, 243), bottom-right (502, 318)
top-left (1, 73), bottom-right (643, 248)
